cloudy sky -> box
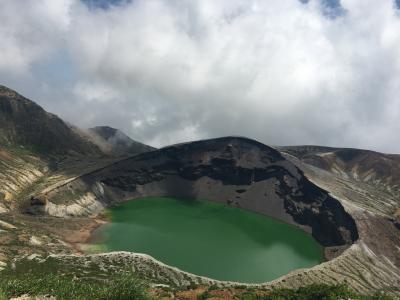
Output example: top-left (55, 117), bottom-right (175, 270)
top-left (1, 0), bottom-right (400, 152)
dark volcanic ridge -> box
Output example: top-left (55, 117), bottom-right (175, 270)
top-left (0, 85), bottom-right (101, 156)
top-left (88, 126), bottom-right (155, 156)
top-left (32, 136), bottom-right (359, 251)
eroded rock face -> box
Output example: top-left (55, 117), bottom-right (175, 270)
top-left (279, 145), bottom-right (400, 189)
top-left (40, 137), bottom-right (358, 249)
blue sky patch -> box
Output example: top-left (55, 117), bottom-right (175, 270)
top-left (299, 0), bottom-right (345, 18)
top-left (81, 0), bottom-right (132, 10)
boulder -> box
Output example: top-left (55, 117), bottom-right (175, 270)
top-left (30, 196), bottom-right (46, 206)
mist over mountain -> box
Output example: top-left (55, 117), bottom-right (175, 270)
top-left (88, 126), bottom-right (155, 156)
top-left (0, 85), bottom-right (152, 158)
top-left (0, 85), bottom-right (101, 156)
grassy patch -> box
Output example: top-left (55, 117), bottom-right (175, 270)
top-left (5, 144), bottom-right (37, 157)
top-left (0, 290), bottom-right (6, 300)
top-left (0, 272), bottom-right (151, 300)
top-left (3, 257), bottom-right (397, 300)
top-left (242, 284), bottom-right (395, 300)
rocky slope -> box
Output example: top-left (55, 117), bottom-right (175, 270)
top-left (0, 85), bottom-right (102, 156)
top-left (279, 146), bottom-right (400, 191)
top-left (279, 146), bottom-right (400, 217)
top-left (0, 85), bottom-right (154, 211)
top-left (0, 147), bottom-right (46, 212)
top-left (87, 126), bottom-right (155, 156)
top-left (277, 146), bottom-right (400, 294)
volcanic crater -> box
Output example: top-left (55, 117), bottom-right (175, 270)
top-left (30, 137), bottom-right (359, 277)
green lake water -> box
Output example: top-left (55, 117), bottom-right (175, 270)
top-left (93, 197), bottom-right (323, 283)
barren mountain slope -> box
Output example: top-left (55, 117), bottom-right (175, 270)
top-left (0, 85), bottom-right (102, 156)
top-left (0, 86), bottom-right (154, 212)
top-left (87, 126), bottom-right (155, 156)
top-left (0, 147), bottom-right (46, 213)
top-left (279, 146), bottom-right (400, 216)
top-left (278, 146), bottom-right (400, 294)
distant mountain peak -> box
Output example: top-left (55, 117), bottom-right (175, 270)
top-left (0, 84), bottom-right (102, 156)
top-left (90, 126), bottom-right (120, 140)
top-left (0, 85), bottom-right (19, 97)
top-left (88, 126), bottom-right (155, 156)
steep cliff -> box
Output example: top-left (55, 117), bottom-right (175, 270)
top-left (34, 137), bottom-right (358, 249)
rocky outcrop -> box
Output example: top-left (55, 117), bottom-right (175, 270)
top-left (30, 196), bottom-right (46, 206)
top-left (87, 126), bottom-right (155, 156)
top-left (394, 208), bottom-right (400, 229)
top-left (279, 145), bottom-right (400, 191)
top-left (280, 146), bottom-right (400, 293)
top-left (38, 137), bottom-right (358, 249)
top-left (0, 147), bottom-right (46, 208)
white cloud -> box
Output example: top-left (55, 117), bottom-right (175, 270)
top-left (1, 0), bottom-right (400, 152)
top-left (73, 82), bottom-right (120, 102)
top-left (0, 0), bottom-right (74, 74)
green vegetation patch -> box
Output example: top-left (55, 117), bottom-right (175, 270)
top-left (239, 284), bottom-right (395, 300)
top-left (0, 272), bottom-right (150, 300)
top-left (3, 256), bottom-right (396, 299)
